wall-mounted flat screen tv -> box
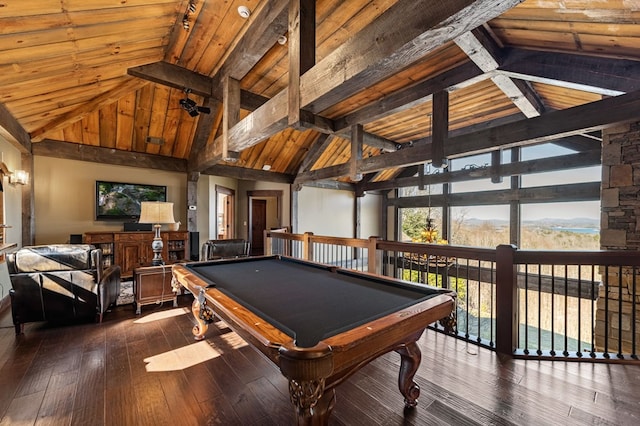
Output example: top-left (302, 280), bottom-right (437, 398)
top-left (96, 181), bottom-right (167, 221)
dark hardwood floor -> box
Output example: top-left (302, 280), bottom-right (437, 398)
top-left (1, 295), bottom-right (639, 426)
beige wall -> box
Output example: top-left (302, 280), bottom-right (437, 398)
top-left (237, 180), bottom-right (291, 240)
top-left (197, 175), bottom-right (238, 244)
top-left (8, 149), bottom-right (382, 249)
top-left (34, 156), bottom-right (187, 245)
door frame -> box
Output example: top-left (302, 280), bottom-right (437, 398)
top-left (215, 185), bottom-right (235, 239)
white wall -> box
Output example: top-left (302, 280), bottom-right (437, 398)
top-left (1, 137), bottom-right (23, 246)
top-left (34, 156), bottom-right (186, 244)
top-left (1, 136), bottom-right (23, 305)
top-left (296, 187), bottom-right (382, 238)
top-left (297, 187), bottom-right (354, 237)
top-left (360, 192), bottom-right (382, 238)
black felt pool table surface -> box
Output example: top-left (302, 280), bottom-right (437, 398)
top-left (185, 257), bottom-right (446, 348)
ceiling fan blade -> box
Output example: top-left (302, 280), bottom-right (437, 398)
top-left (197, 106), bottom-right (211, 114)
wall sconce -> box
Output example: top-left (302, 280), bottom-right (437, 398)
top-left (10, 170), bottom-right (29, 185)
top-left (0, 161), bottom-right (28, 186)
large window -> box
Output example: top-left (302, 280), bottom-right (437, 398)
top-left (520, 201), bottom-right (600, 250)
top-left (449, 205), bottom-right (510, 247)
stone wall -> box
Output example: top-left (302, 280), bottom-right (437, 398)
top-left (597, 121), bottom-right (640, 353)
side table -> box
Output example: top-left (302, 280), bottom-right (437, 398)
top-left (133, 265), bottom-right (178, 314)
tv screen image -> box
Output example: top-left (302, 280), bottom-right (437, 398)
top-left (96, 181), bottom-right (167, 220)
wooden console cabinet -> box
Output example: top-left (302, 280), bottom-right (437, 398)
top-left (85, 231), bottom-right (189, 278)
top-left (133, 265), bottom-right (177, 314)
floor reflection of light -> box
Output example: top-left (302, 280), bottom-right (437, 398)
top-left (144, 341), bottom-right (222, 372)
top-left (220, 331), bottom-right (248, 349)
top-left (133, 307), bottom-right (190, 324)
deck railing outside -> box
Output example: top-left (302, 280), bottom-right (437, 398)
top-left (264, 230), bottom-right (639, 363)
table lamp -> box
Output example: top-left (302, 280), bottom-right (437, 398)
top-left (138, 201), bottom-right (175, 265)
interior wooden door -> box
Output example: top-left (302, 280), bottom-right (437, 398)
top-left (251, 199), bottom-right (267, 256)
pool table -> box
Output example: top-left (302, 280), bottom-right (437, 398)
top-left (172, 255), bottom-right (456, 425)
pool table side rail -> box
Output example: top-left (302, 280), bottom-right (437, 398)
top-left (172, 264), bottom-right (290, 363)
top-left (302, 293), bottom-right (456, 383)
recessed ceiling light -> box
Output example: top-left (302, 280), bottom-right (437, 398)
top-left (262, 164), bottom-right (271, 171)
top-left (238, 5), bottom-right (250, 19)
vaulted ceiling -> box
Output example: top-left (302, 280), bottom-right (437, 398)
top-left (1, 0), bottom-right (639, 190)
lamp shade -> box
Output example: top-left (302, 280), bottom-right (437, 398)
top-left (139, 201), bottom-right (175, 224)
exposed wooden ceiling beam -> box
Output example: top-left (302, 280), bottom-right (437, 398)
top-left (390, 181), bottom-right (601, 207)
top-left (128, 62), bottom-right (212, 97)
top-left (454, 29), bottom-right (544, 118)
top-left (498, 48), bottom-right (639, 96)
top-left (127, 62), bottom-right (270, 109)
top-left (204, 164), bottom-right (294, 184)
top-left (297, 90), bottom-right (638, 183)
top-left (363, 149), bottom-right (601, 192)
top-left (297, 133), bottom-right (333, 174)
top-left (33, 139), bottom-right (186, 172)
top-left (195, 0), bottom-right (522, 171)
top-left (0, 102), bottom-right (31, 153)
top-left (447, 89), bottom-right (640, 157)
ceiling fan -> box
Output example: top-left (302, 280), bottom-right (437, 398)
top-left (179, 88), bottom-right (211, 117)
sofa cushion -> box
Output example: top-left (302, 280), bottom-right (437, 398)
top-left (9, 244), bottom-right (95, 273)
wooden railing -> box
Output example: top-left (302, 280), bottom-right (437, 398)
top-left (264, 230), bottom-right (639, 363)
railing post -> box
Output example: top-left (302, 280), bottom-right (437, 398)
top-left (303, 232), bottom-right (313, 261)
top-left (367, 236), bottom-right (378, 274)
top-left (264, 229), bottom-right (271, 256)
top-left (496, 244), bottom-right (518, 356)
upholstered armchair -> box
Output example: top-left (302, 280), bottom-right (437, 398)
top-left (201, 239), bottom-right (251, 261)
top-left (7, 244), bottom-right (121, 335)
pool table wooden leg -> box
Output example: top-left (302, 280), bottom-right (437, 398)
top-left (396, 340), bottom-right (422, 408)
top-left (289, 379), bottom-right (335, 425)
top-left (191, 296), bottom-right (209, 341)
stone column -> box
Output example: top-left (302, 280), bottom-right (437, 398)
top-left (597, 121), bottom-right (640, 353)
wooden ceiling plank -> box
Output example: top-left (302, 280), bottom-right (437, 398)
top-left (30, 78), bottom-right (149, 142)
top-left (115, 91), bottom-right (136, 151)
top-left (0, 46), bottom-right (163, 87)
top-left (334, 61), bottom-right (483, 132)
top-left (99, 102), bottom-right (118, 149)
top-left (211, 0), bottom-right (289, 90)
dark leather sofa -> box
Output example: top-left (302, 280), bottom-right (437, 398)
top-left (201, 238), bottom-right (251, 261)
top-left (7, 244), bottom-right (121, 335)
